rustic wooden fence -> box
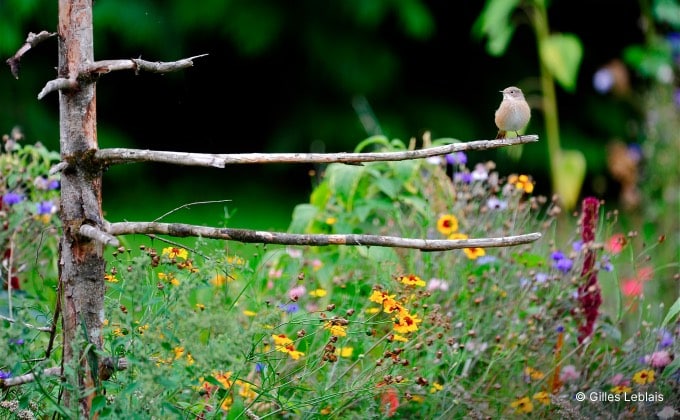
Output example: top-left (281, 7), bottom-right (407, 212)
top-left (3, 1), bottom-right (541, 416)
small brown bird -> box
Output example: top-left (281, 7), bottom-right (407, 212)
top-left (495, 86), bottom-right (531, 139)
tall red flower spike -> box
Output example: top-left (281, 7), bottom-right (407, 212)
top-left (577, 197), bottom-right (602, 344)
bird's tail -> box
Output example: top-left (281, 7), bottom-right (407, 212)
top-left (496, 130), bottom-right (507, 139)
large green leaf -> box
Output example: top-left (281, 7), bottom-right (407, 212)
top-left (472, 0), bottom-right (521, 56)
top-left (539, 33), bottom-right (583, 92)
top-left (328, 163), bottom-right (368, 210)
top-left (554, 149), bottom-right (587, 210)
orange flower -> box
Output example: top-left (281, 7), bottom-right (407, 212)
top-left (436, 214), bottom-right (459, 236)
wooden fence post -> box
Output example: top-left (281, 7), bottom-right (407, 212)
top-left (57, 0), bottom-right (105, 415)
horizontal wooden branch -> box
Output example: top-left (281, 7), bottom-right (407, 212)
top-left (6, 31), bottom-right (57, 79)
top-left (0, 314), bottom-right (52, 332)
top-left (95, 135), bottom-right (538, 168)
top-left (86, 54), bottom-right (208, 75)
top-left (0, 358), bottom-right (127, 389)
top-left (37, 54), bottom-right (208, 99)
top-left (80, 224), bottom-right (120, 247)
top-left (107, 221), bottom-right (541, 251)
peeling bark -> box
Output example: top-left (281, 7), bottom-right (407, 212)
top-left (57, 0), bottom-right (105, 416)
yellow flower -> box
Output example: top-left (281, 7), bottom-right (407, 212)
top-left (211, 274), bottom-right (233, 286)
top-left (393, 312), bottom-right (422, 334)
top-left (325, 322), bottom-right (347, 337)
top-left (391, 334), bottom-right (409, 342)
top-left (310, 288), bottom-right (328, 297)
top-left (430, 382), bottom-right (443, 393)
top-left (186, 353), bottom-right (195, 365)
top-left (532, 391), bottom-right (550, 405)
top-left (449, 232), bottom-right (468, 240)
top-left (611, 385), bottom-right (632, 394)
top-left (325, 217), bottom-right (337, 225)
top-left (195, 303), bottom-right (206, 311)
top-left (243, 310), bottom-right (257, 317)
top-left (113, 328), bottom-right (124, 337)
top-left (104, 273), bottom-right (118, 283)
top-left (320, 406), bottom-right (332, 415)
top-left (337, 347), bottom-right (353, 358)
top-left (509, 174), bottom-right (534, 193)
top-left (511, 396), bottom-right (533, 414)
top-left (162, 247), bottom-right (188, 260)
top-left (137, 324), bottom-right (149, 334)
top-left (463, 247), bottom-right (486, 260)
top-left (632, 369), bottom-right (655, 385)
top-left (400, 274), bottom-right (426, 287)
top-left (436, 214), bottom-right (459, 236)
top-left (366, 307), bottom-right (381, 315)
top-left (170, 277), bottom-right (180, 286)
top-left (227, 255), bottom-right (246, 266)
top-left (237, 380), bottom-right (257, 400)
top-left (272, 334), bottom-right (293, 346)
top-left (173, 346), bottom-right (185, 360)
top-left (524, 367), bottom-right (545, 381)
top-left (369, 290), bottom-right (395, 304)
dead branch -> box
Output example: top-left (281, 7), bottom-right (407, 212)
top-left (79, 224), bottom-right (120, 247)
top-left (37, 77), bottom-right (78, 100)
top-left (36, 54), bottom-right (208, 100)
top-left (87, 54), bottom-right (208, 75)
top-left (0, 358), bottom-right (127, 389)
top-left (5, 31), bottom-right (57, 79)
top-left (94, 135), bottom-right (538, 168)
top-left (0, 314), bottom-right (52, 332)
top-left (107, 221), bottom-right (541, 250)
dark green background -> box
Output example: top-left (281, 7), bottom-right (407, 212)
top-left (1, 0), bottom-right (644, 230)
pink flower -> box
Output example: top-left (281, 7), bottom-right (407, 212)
top-left (427, 278), bottom-right (449, 292)
top-left (559, 365), bottom-right (580, 382)
top-left (646, 350), bottom-right (672, 369)
top-left (606, 234), bottom-right (626, 254)
top-left (621, 279), bottom-right (643, 297)
top-left (288, 285), bottom-right (307, 301)
top-left (610, 373), bottom-right (629, 387)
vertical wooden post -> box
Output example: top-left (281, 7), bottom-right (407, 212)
top-left (57, 0), bottom-right (105, 416)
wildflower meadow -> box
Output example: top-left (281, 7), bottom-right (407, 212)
top-left (1, 131), bottom-right (678, 419)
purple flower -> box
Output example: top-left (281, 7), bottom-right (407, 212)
top-left (551, 251), bottom-right (566, 261)
top-left (446, 152), bottom-right (467, 166)
top-left (535, 272), bottom-right (549, 284)
top-left (572, 240), bottom-right (583, 252)
top-left (599, 256), bottom-right (614, 272)
top-left (486, 197), bottom-right (508, 210)
top-left (255, 362), bottom-right (266, 373)
top-left (556, 325), bottom-right (565, 333)
top-left (37, 200), bottom-right (55, 215)
top-left (593, 68), bottom-right (614, 93)
top-left (471, 164), bottom-right (488, 181)
top-left (659, 330), bottom-right (674, 349)
top-left (3, 192), bottom-right (23, 205)
top-left (48, 180), bottom-right (60, 190)
top-left (454, 172), bottom-right (473, 184)
top-left (674, 89), bottom-right (680, 109)
top-left (0, 370), bottom-right (11, 380)
top-left (9, 338), bottom-right (24, 345)
top-left (554, 257), bottom-right (573, 273)
top-left (278, 303), bottom-right (299, 314)
top-left (476, 255), bottom-right (497, 265)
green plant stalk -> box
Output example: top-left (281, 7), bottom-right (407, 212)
top-left (530, 0), bottom-right (562, 195)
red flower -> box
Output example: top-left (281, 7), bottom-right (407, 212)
top-left (379, 387), bottom-right (399, 417)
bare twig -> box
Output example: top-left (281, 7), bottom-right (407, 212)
top-left (87, 54), bottom-right (208, 74)
top-left (94, 136), bottom-right (539, 168)
top-left (0, 358), bottom-right (127, 389)
top-left (79, 224), bottom-right (120, 247)
top-left (152, 199), bottom-right (232, 223)
top-left (107, 221), bottom-right (541, 251)
top-left (36, 54), bottom-right (208, 99)
top-left (0, 314), bottom-right (52, 333)
top-left (5, 31), bottom-right (57, 79)
top-left (37, 77), bottom-right (78, 100)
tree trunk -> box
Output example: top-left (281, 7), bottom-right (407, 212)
top-left (58, 0), bottom-right (105, 416)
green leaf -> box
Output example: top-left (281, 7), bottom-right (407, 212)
top-left (90, 395), bottom-right (107, 417)
top-left (539, 33), bottom-right (583, 91)
top-left (554, 149), bottom-right (587, 211)
top-left (288, 204), bottom-right (318, 233)
top-left (395, 0), bottom-right (435, 39)
top-left (310, 180), bottom-right (331, 208)
top-left (472, 0), bottom-right (521, 56)
top-left (328, 164), bottom-right (367, 210)
top-left (654, 0), bottom-right (680, 27)
top-left (661, 297), bottom-right (680, 327)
